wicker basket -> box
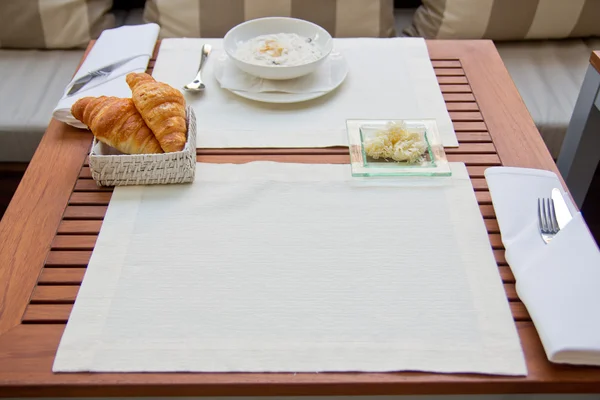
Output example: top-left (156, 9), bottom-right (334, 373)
top-left (89, 107), bottom-right (196, 186)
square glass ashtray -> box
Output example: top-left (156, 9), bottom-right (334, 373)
top-left (347, 119), bottom-right (451, 177)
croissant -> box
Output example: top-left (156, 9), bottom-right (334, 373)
top-left (126, 72), bottom-right (187, 153)
top-left (71, 96), bottom-right (163, 154)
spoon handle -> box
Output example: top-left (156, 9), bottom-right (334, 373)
top-left (184, 44), bottom-right (212, 91)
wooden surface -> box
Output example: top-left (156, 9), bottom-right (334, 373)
top-left (0, 40), bottom-right (598, 397)
top-left (591, 51), bottom-right (600, 74)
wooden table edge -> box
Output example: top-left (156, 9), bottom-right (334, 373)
top-left (0, 39), bottom-right (599, 397)
top-left (591, 50), bottom-right (600, 75)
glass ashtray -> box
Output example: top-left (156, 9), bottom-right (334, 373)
top-left (347, 119), bottom-right (451, 177)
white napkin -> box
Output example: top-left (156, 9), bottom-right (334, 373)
top-left (213, 51), bottom-right (348, 93)
top-left (485, 167), bottom-right (600, 366)
top-left (52, 24), bottom-right (160, 128)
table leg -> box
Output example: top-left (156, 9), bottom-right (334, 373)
top-left (557, 65), bottom-right (600, 208)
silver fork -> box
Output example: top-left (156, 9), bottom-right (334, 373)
top-left (537, 197), bottom-right (560, 244)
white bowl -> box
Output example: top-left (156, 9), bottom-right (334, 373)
top-left (223, 17), bottom-right (333, 80)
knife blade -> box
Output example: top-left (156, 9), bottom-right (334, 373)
top-left (66, 74), bottom-right (100, 96)
top-left (65, 54), bottom-right (147, 97)
top-left (551, 188), bottom-right (573, 229)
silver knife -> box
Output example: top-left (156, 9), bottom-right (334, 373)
top-left (551, 188), bottom-right (573, 229)
top-left (66, 54), bottom-right (147, 96)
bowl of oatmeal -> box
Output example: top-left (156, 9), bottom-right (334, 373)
top-left (224, 17), bottom-right (333, 80)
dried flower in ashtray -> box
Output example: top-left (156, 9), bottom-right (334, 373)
top-left (363, 122), bottom-right (427, 163)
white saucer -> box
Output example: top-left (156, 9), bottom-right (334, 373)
top-left (213, 53), bottom-right (349, 104)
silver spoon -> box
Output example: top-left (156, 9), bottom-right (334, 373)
top-left (184, 44), bottom-right (211, 92)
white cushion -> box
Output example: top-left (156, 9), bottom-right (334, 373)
top-left (496, 39), bottom-right (600, 158)
top-left (0, 49), bottom-right (83, 161)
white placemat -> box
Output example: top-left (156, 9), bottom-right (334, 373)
top-left (151, 38), bottom-right (458, 148)
top-left (54, 162), bottom-right (524, 375)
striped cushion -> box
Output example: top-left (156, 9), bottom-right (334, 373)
top-left (0, 0), bottom-right (114, 49)
top-left (405, 0), bottom-right (600, 40)
top-left (144, 0), bottom-right (395, 38)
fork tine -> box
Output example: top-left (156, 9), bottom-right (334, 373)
top-left (538, 198), bottom-right (546, 233)
top-left (543, 198), bottom-right (550, 233)
top-left (545, 198), bottom-right (553, 233)
top-left (544, 198), bottom-right (552, 233)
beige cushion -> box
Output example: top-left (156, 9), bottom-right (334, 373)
top-left (144, 0), bottom-right (395, 38)
top-left (0, 49), bottom-right (84, 161)
top-left (0, 0), bottom-right (114, 49)
top-left (405, 0), bottom-right (600, 40)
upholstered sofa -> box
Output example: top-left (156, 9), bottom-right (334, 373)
top-left (1, 0), bottom-right (598, 161)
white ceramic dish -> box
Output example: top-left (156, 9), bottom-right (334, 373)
top-left (223, 17), bottom-right (333, 80)
top-left (213, 53), bottom-right (349, 104)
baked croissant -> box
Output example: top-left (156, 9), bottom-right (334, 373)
top-left (126, 72), bottom-right (187, 153)
top-left (71, 96), bottom-right (164, 154)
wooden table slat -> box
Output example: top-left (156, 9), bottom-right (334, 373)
top-left (485, 219), bottom-right (499, 233)
top-left (49, 231), bottom-right (504, 251)
top-left (35, 265), bottom-right (515, 286)
top-left (434, 67), bottom-right (466, 76)
top-left (479, 204), bottom-right (496, 218)
top-left (73, 180), bottom-right (112, 191)
top-left (38, 268), bottom-right (86, 285)
top-left (466, 165), bottom-right (490, 178)
top-left (42, 248), bottom-right (506, 267)
top-left (456, 131), bottom-right (491, 142)
top-left (436, 76), bottom-right (468, 84)
top-left (51, 235), bottom-right (96, 250)
top-left (63, 205), bottom-right (108, 219)
top-left (448, 111), bottom-right (483, 121)
top-left (445, 102), bottom-right (479, 112)
top-left (453, 121), bottom-right (488, 132)
top-left (22, 304), bottom-right (73, 322)
top-left (443, 93), bottom-right (476, 102)
top-left (30, 286), bottom-right (79, 303)
top-left (57, 220), bottom-right (103, 235)
top-left (499, 266), bottom-right (515, 282)
top-left (440, 84), bottom-right (472, 93)
top-left (445, 143), bottom-right (495, 154)
top-left (22, 297), bottom-right (529, 324)
top-left (28, 283), bottom-right (518, 304)
top-left (431, 60), bottom-right (462, 68)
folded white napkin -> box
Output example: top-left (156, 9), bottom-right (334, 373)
top-left (53, 23), bottom-right (160, 128)
top-left (485, 167), bottom-right (600, 366)
top-left (213, 50), bottom-right (348, 93)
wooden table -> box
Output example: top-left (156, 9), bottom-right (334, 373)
top-left (557, 50), bottom-right (600, 207)
top-left (0, 40), bottom-right (599, 397)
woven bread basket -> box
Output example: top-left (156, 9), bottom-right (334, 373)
top-left (89, 106), bottom-right (196, 186)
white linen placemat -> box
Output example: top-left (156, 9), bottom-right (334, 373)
top-left (485, 167), bottom-right (600, 366)
top-left (152, 38), bottom-right (458, 148)
top-left (53, 23), bottom-right (160, 128)
top-left (54, 162), bottom-right (524, 375)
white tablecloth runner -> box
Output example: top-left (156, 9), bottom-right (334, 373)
top-left (54, 162), bottom-right (524, 375)
top-left (152, 38), bottom-right (458, 148)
